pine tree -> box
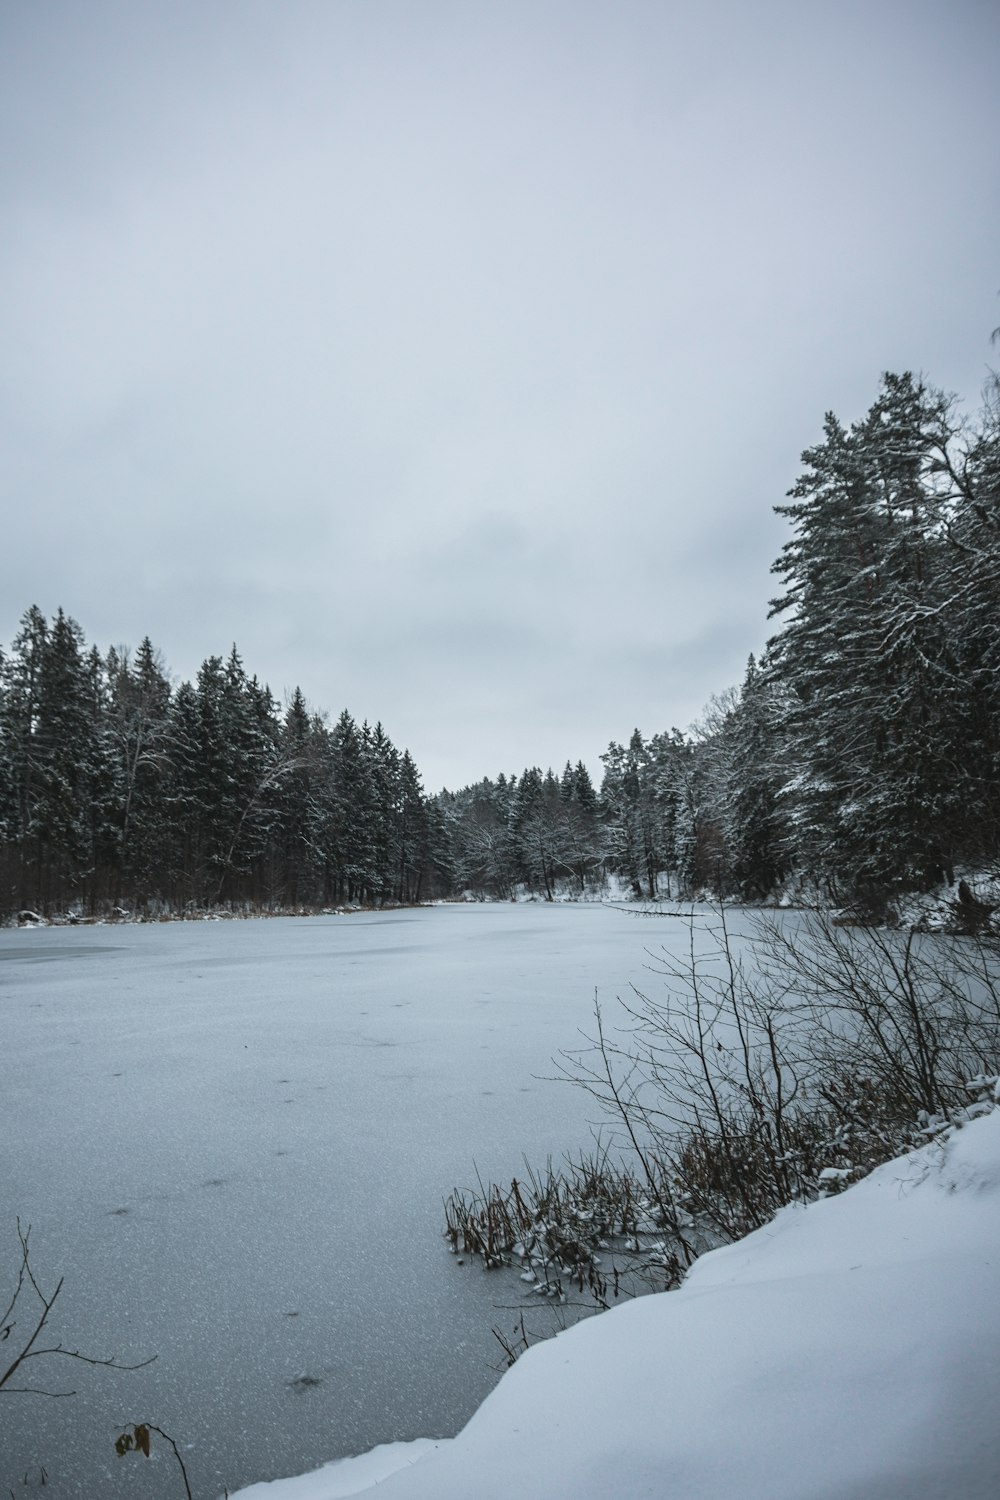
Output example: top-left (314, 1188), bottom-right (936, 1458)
top-left (159, 678), bottom-right (204, 904)
top-left (727, 655), bottom-right (788, 899)
top-left (937, 370), bottom-right (1000, 864)
top-left (80, 642), bottom-right (117, 905)
top-left (644, 729), bottom-right (689, 897)
top-left (557, 761), bottom-right (602, 892)
top-left (33, 610), bottom-right (97, 907)
top-left (0, 607), bottom-right (48, 907)
top-left (274, 688), bottom-right (324, 905)
top-left (768, 373), bottom-right (967, 894)
top-left (104, 637), bottom-right (172, 906)
top-left (599, 735), bottom-right (648, 896)
top-left (322, 710), bottom-right (372, 901)
top-left (396, 749), bottom-right (427, 902)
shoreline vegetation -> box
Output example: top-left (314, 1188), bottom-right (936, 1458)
top-left (445, 908), bottom-right (1000, 1348)
top-left (233, 1102), bottom-right (1000, 1500)
top-left (7, 869), bottom-right (998, 936)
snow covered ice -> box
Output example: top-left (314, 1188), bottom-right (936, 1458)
top-left (0, 903), bottom-right (677, 1498)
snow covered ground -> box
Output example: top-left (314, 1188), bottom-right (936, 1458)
top-left (233, 1099), bottom-right (1000, 1500)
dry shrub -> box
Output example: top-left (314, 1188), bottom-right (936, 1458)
top-left (448, 909), bottom-right (1000, 1331)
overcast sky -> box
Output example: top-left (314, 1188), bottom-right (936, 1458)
top-left (2, 0), bottom-right (998, 791)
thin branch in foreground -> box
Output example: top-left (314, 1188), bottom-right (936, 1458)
top-left (0, 1221), bottom-right (155, 1398)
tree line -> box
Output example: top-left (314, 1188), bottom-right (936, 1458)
top-left (587, 369), bottom-right (1000, 908)
top-left (0, 616), bottom-right (452, 913)
top-left (446, 368), bottom-right (1000, 908)
top-left (2, 363), bottom-right (997, 917)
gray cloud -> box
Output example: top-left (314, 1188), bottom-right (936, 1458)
top-left (2, 0), bottom-right (998, 791)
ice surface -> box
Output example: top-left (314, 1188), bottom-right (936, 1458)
top-left (1, 903), bottom-right (710, 1499)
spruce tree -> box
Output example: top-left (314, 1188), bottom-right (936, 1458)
top-left (727, 655), bottom-right (788, 899)
top-left (33, 610), bottom-right (95, 907)
top-left (105, 637), bottom-right (172, 906)
top-left (769, 373), bottom-right (966, 895)
top-left (0, 607), bottom-right (48, 908)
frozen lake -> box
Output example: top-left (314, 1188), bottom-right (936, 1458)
top-left (1, 902), bottom-right (696, 1498)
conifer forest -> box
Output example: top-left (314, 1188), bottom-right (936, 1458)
top-left (2, 367), bottom-right (998, 919)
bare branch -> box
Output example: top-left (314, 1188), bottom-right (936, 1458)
top-left (0, 1222), bottom-right (155, 1400)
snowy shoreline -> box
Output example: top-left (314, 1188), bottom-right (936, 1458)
top-left (232, 1100), bottom-right (1000, 1500)
top-left (11, 865), bottom-right (999, 937)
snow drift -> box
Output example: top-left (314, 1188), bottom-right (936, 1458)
top-left (233, 1102), bottom-right (1000, 1500)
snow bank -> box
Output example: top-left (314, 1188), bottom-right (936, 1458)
top-left (228, 1443), bottom-right (443, 1499)
top-left (231, 1109), bottom-right (1000, 1500)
